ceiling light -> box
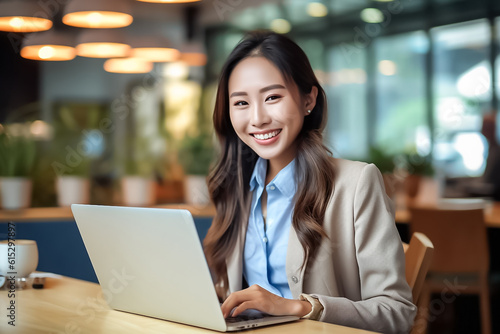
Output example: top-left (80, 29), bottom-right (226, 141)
top-left (360, 8), bottom-right (384, 23)
top-left (163, 62), bottom-right (189, 80)
top-left (0, 1), bottom-right (53, 32)
top-left (76, 29), bottom-right (131, 58)
top-left (270, 19), bottom-right (291, 34)
top-left (130, 37), bottom-right (181, 62)
top-left (136, 0), bottom-right (201, 3)
top-left (63, 0), bottom-right (133, 28)
top-left (307, 3), bottom-right (328, 17)
top-left (21, 31), bottom-right (76, 61)
top-left (180, 42), bottom-right (207, 67)
top-left (104, 58), bottom-right (153, 74)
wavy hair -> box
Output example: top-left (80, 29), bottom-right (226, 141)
top-left (204, 31), bottom-right (335, 296)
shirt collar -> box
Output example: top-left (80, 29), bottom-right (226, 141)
top-left (249, 157), bottom-right (296, 198)
top-left (249, 157), bottom-right (266, 192)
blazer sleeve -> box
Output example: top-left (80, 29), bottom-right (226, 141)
top-left (310, 163), bottom-right (417, 334)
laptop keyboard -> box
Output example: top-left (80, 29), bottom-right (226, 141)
top-left (225, 309), bottom-right (266, 323)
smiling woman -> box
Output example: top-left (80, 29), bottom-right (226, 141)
top-left (203, 31), bottom-right (416, 334)
top-left (228, 57), bottom-right (318, 179)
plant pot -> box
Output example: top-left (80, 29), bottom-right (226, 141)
top-left (404, 174), bottom-right (422, 199)
top-left (122, 176), bottom-right (155, 207)
top-left (184, 175), bottom-right (210, 205)
top-left (56, 176), bottom-right (90, 207)
top-left (0, 177), bottom-right (32, 210)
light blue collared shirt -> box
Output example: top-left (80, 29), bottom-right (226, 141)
top-left (243, 157), bottom-right (296, 299)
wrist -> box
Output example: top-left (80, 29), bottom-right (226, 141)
top-left (289, 299), bottom-right (312, 317)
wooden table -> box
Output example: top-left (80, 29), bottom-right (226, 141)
top-left (0, 204), bottom-right (216, 222)
top-left (0, 276), bottom-right (376, 333)
top-left (396, 201), bottom-right (500, 228)
top-left (2, 196), bottom-right (498, 228)
top-left (393, 178), bottom-right (500, 228)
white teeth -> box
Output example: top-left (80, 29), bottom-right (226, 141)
top-left (254, 130), bottom-right (279, 140)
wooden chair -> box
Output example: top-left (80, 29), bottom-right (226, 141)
top-left (409, 206), bottom-right (491, 334)
top-left (403, 232), bottom-right (434, 303)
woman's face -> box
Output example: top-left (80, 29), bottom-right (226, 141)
top-left (228, 56), bottom-right (316, 170)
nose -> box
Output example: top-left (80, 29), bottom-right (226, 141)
top-left (250, 103), bottom-right (271, 128)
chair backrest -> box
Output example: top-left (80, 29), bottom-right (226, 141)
top-left (409, 207), bottom-right (489, 274)
top-left (404, 232), bottom-right (434, 303)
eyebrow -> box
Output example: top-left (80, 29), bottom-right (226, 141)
top-left (229, 84), bottom-right (286, 98)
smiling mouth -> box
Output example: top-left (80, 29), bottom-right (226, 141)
top-left (251, 129), bottom-right (282, 140)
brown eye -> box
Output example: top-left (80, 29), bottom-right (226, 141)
top-left (266, 95), bottom-right (281, 102)
top-left (234, 101), bottom-right (248, 106)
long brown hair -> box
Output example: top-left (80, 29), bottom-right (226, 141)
top-left (204, 31), bottom-right (335, 295)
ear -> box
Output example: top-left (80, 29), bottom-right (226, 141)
top-left (304, 86), bottom-right (318, 116)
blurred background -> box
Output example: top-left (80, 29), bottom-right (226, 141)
top-left (0, 0), bottom-right (499, 207)
top-left (1, 0), bottom-right (500, 333)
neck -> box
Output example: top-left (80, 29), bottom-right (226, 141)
top-left (265, 157), bottom-right (294, 185)
top-left (265, 141), bottom-right (299, 184)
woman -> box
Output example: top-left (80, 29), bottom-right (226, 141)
top-left (203, 30), bottom-right (416, 333)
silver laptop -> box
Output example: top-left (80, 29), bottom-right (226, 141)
top-left (71, 204), bottom-right (299, 332)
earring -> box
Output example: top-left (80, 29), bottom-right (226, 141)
top-left (307, 109), bottom-right (311, 114)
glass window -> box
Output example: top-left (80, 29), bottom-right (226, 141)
top-left (431, 19), bottom-right (491, 177)
top-left (373, 31), bottom-right (429, 155)
top-left (325, 43), bottom-right (368, 159)
top-left (496, 17), bottom-right (500, 143)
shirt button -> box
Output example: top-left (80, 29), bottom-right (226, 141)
top-left (269, 185), bottom-right (276, 190)
top-left (263, 237), bottom-right (268, 243)
top-left (291, 276), bottom-right (298, 284)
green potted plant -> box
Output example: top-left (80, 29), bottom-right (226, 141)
top-left (398, 150), bottom-right (434, 199)
top-left (121, 136), bottom-right (158, 207)
top-left (364, 146), bottom-right (398, 198)
top-left (178, 131), bottom-right (215, 205)
top-left (0, 130), bottom-right (36, 209)
top-left (54, 151), bottom-right (91, 207)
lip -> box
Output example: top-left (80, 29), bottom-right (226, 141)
top-left (251, 129), bottom-right (282, 145)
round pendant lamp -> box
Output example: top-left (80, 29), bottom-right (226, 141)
top-left (180, 42), bottom-right (206, 67)
top-left (130, 37), bottom-right (180, 63)
top-left (0, 0), bottom-right (53, 33)
top-left (63, 0), bottom-right (133, 29)
top-left (21, 31), bottom-right (76, 61)
top-left (104, 57), bottom-right (153, 73)
top-left (136, 0), bottom-right (201, 3)
top-left (76, 29), bottom-right (131, 58)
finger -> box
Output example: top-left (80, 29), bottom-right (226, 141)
top-left (231, 301), bottom-right (260, 318)
top-left (221, 290), bottom-right (255, 317)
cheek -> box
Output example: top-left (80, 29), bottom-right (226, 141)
top-left (276, 107), bottom-right (304, 130)
top-left (229, 110), bottom-right (245, 134)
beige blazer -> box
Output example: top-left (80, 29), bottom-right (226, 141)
top-left (225, 159), bottom-right (417, 334)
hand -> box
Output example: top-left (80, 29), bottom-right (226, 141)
top-left (220, 284), bottom-right (312, 318)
